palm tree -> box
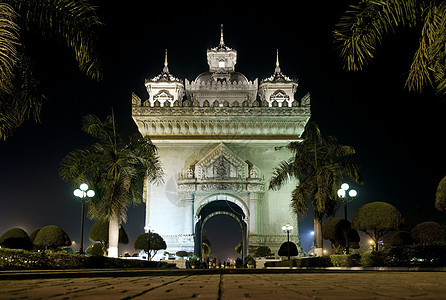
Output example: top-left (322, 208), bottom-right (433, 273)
top-left (0, 0), bottom-right (102, 140)
top-left (60, 113), bottom-right (163, 257)
top-left (334, 0), bottom-right (446, 95)
top-left (269, 121), bottom-right (363, 256)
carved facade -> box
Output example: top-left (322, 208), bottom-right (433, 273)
top-left (132, 27), bottom-right (310, 259)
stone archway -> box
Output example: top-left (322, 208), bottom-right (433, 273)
top-left (194, 198), bottom-right (247, 261)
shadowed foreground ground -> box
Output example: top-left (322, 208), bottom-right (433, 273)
top-left (1, 269), bottom-right (445, 299)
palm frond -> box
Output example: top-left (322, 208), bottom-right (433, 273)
top-left (0, 2), bottom-right (19, 94)
top-left (269, 159), bottom-right (295, 190)
top-left (10, 0), bottom-right (102, 80)
top-left (334, 0), bottom-right (418, 72)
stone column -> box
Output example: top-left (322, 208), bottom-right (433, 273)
top-left (181, 193), bottom-right (194, 235)
top-left (248, 193), bottom-right (260, 235)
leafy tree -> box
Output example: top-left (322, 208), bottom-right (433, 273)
top-left (269, 121), bottom-right (363, 255)
top-left (278, 242), bottom-right (298, 258)
top-left (254, 246), bottom-right (272, 258)
top-left (390, 231), bottom-right (413, 246)
top-left (435, 176), bottom-right (446, 212)
top-left (322, 218), bottom-right (360, 254)
top-left (0, 228), bottom-right (33, 250)
top-left (352, 202), bottom-right (403, 250)
top-left (334, 0), bottom-right (446, 95)
top-left (89, 219), bottom-right (129, 254)
top-left (0, 0), bottom-right (102, 140)
top-left (134, 232), bottom-right (166, 260)
top-left (60, 113), bottom-right (163, 257)
top-left (33, 225), bottom-right (71, 249)
top-left (411, 221), bottom-right (446, 244)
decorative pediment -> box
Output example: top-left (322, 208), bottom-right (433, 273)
top-left (196, 143), bottom-right (247, 180)
top-left (177, 143), bottom-right (265, 195)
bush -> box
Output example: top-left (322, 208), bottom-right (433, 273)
top-left (264, 257), bottom-right (332, 268)
top-left (0, 228), bottom-right (33, 250)
top-left (85, 243), bottom-right (105, 256)
top-left (411, 222), bottom-right (446, 244)
top-left (329, 254), bottom-right (360, 267)
top-left (254, 246), bottom-right (272, 258)
top-left (175, 251), bottom-right (189, 258)
top-left (390, 231), bottom-right (413, 246)
top-left (89, 220), bottom-right (129, 245)
top-left (0, 248), bottom-right (175, 270)
top-left (278, 242), bottom-right (298, 257)
top-left (33, 225), bottom-right (71, 249)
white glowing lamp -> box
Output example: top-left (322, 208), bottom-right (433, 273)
top-left (337, 189), bottom-right (346, 198)
top-left (349, 189), bottom-right (357, 198)
top-left (341, 183), bottom-right (349, 191)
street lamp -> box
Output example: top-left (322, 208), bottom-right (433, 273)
top-left (282, 223), bottom-right (293, 260)
top-left (74, 183), bottom-right (95, 254)
top-left (337, 183), bottom-right (357, 254)
top-left (337, 183), bottom-right (357, 221)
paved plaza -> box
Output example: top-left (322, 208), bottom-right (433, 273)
top-left (1, 269), bottom-right (446, 299)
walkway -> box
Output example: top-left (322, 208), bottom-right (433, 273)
top-left (1, 269), bottom-right (445, 299)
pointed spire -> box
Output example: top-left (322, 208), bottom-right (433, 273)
top-left (275, 49), bottom-right (281, 74)
top-left (163, 49), bottom-right (169, 73)
top-left (219, 24), bottom-right (225, 47)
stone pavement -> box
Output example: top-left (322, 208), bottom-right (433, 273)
top-left (1, 269), bottom-right (446, 299)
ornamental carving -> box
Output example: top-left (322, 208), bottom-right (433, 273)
top-left (178, 143), bottom-right (265, 196)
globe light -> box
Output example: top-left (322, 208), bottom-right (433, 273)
top-left (74, 189), bottom-right (83, 198)
top-left (80, 183), bottom-right (89, 191)
top-left (337, 189), bottom-right (346, 198)
top-left (341, 183), bottom-right (349, 191)
top-left (282, 226), bottom-right (286, 231)
top-left (349, 189), bottom-right (357, 197)
top-left (86, 190), bottom-right (95, 197)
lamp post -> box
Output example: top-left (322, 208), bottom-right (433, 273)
top-left (282, 223), bottom-right (293, 260)
top-left (337, 183), bottom-right (357, 254)
top-left (74, 183), bottom-right (95, 254)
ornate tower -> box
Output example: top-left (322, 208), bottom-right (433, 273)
top-left (143, 50), bottom-right (184, 107)
top-left (132, 28), bottom-right (311, 259)
top-left (259, 50), bottom-right (302, 108)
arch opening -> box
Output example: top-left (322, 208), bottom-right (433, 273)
top-left (195, 198), bottom-right (247, 263)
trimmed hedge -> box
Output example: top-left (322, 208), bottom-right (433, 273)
top-left (0, 248), bottom-right (175, 270)
top-left (264, 244), bottom-right (446, 268)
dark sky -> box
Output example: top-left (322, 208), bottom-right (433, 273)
top-left (0, 2), bottom-right (445, 257)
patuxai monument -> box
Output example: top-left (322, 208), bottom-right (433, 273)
top-left (131, 26), bottom-right (311, 260)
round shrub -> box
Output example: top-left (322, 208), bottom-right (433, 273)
top-left (86, 243), bottom-right (105, 256)
top-left (89, 220), bottom-right (128, 244)
top-left (34, 225), bottom-right (71, 249)
top-left (29, 228), bottom-right (41, 243)
top-left (411, 221), bottom-right (446, 244)
top-left (390, 231), bottom-right (413, 246)
top-left (0, 228), bottom-right (33, 250)
top-left (278, 242), bottom-right (298, 257)
top-left (254, 246), bottom-right (272, 258)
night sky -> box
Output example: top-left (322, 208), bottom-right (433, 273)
top-left (0, 2), bottom-right (445, 259)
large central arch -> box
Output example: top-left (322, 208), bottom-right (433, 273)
top-left (194, 197), bottom-right (247, 261)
